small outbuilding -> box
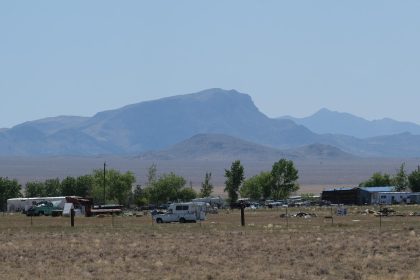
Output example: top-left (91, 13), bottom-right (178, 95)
top-left (321, 187), bottom-right (365, 205)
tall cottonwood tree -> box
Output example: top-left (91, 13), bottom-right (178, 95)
top-left (224, 160), bottom-right (245, 204)
top-left (393, 163), bottom-right (409, 191)
top-left (408, 167), bottom-right (420, 192)
top-left (145, 172), bottom-right (196, 204)
top-left (200, 172), bottom-right (213, 197)
top-left (0, 177), bottom-right (22, 211)
top-left (271, 159), bottom-right (299, 200)
top-left (240, 171), bottom-right (272, 201)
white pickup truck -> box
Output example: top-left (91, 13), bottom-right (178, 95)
top-left (153, 202), bottom-right (206, 223)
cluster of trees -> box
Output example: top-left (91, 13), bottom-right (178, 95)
top-left (2, 159), bottom-right (299, 209)
top-left (359, 163), bottom-right (420, 192)
top-left (25, 169), bottom-right (136, 205)
top-left (1, 169), bottom-right (135, 206)
top-left (225, 159), bottom-right (299, 203)
top-left (132, 164), bottom-right (202, 206)
top-left (0, 163), bottom-right (216, 209)
top-left (0, 177), bottom-right (22, 211)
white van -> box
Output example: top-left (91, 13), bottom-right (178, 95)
top-left (153, 202), bottom-right (206, 223)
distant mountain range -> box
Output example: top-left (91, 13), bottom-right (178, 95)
top-left (280, 108), bottom-right (420, 138)
top-left (1, 88), bottom-right (420, 158)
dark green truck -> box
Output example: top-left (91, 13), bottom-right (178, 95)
top-left (26, 201), bottom-right (62, 216)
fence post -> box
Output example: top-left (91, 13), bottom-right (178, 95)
top-left (240, 203), bottom-right (245, 227)
top-left (286, 206), bottom-right (289, 229)
top-left (70, 209), bottom-right (75, 227)
top-left (330, 206), bottom-right (334, 225)
top-left (379, 204), bottom-right (382, 229)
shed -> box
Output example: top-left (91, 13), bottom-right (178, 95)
top-left (321, 187), bottom-right (363, 205)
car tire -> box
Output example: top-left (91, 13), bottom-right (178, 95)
top-left (179, 218), bottom-right (186, 223)
top-left (156, 218), bottom-right (163, 224)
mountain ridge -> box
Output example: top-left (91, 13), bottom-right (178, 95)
top-left (138, 133), bottom-right (356, 161)
top-left (279, 108), bottom-right (420, 138)
top-left (1, 88), bottom-right (420, 157)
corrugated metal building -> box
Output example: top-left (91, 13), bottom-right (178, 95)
top-left (321, 187), bottom-right (365, 205)
top-left (322, 186), bottom-right (395, 205)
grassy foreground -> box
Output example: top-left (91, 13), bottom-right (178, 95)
top-left (0, 206), bottom-right (419, 280)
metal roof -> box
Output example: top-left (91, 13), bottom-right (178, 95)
top-left (360, 186), bottom-right (395, 192)
top-left (323, 187), bottom-right (357, 192)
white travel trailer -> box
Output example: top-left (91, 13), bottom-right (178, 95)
top-left (152, 202), bottom-right (206, 223)
top-left (408, 193), bottom-right (420, 204)
top-left (371, 192), bottom-right (411, 205)
top-left (7, 197), bottom-right (68, 213)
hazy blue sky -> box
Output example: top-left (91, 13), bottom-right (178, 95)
top-left (1, 1), bottom-right (420, 128)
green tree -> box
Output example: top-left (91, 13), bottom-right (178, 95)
top-left (199, 172), bottom-right (213, 197)
top-left (408, 168), bottom-right (420, 192)
top-left (75, 175), bottom-right (94, 197)
top-left (224, 160), bottom-right (245, 204)
top-left (271, 159), bottom-right (299, 200)
top-left (92, 169), bottom-right (107, 204)
top-left (147, 163), bottom-right (157, 186)
top-left (60, 176), bottom-right (77, 196)
top-left (133, 184), bottom-right (149, 207)
top-left (25, 181), bottom-right (46, 197)
top-left (146, 172), bottom-right (187, 205)
top-left (178, 188), bottom-right (198, 201)
top-left (240, 171), bottom-right (272, 201)
top-left (393, 163), bottom-right (409, 192)
top-left (44, 178), bottom-right (61, 197)
top-left (91, 169), bottom-right (135, 205)
top-left (240, 176), bottom-right (262, 201)
top-left (259, 171), bottom-right (273, 200)
top-left (359, 172), bottom-right (392, 188)
top-left (107, 170), bottom-right (136, 205)
top-left (0, 177), bottom-right (22, 211)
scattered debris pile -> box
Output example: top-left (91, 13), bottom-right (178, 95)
top-left (280, 212), bottom-right (317, 219)
top-left (375, 207), bottom-right (396, 217)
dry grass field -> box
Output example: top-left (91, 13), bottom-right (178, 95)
top-left (1, 206), bottom-right (419, 280)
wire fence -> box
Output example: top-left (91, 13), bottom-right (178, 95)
top-left (1, 205), bottom-right (419, 233)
